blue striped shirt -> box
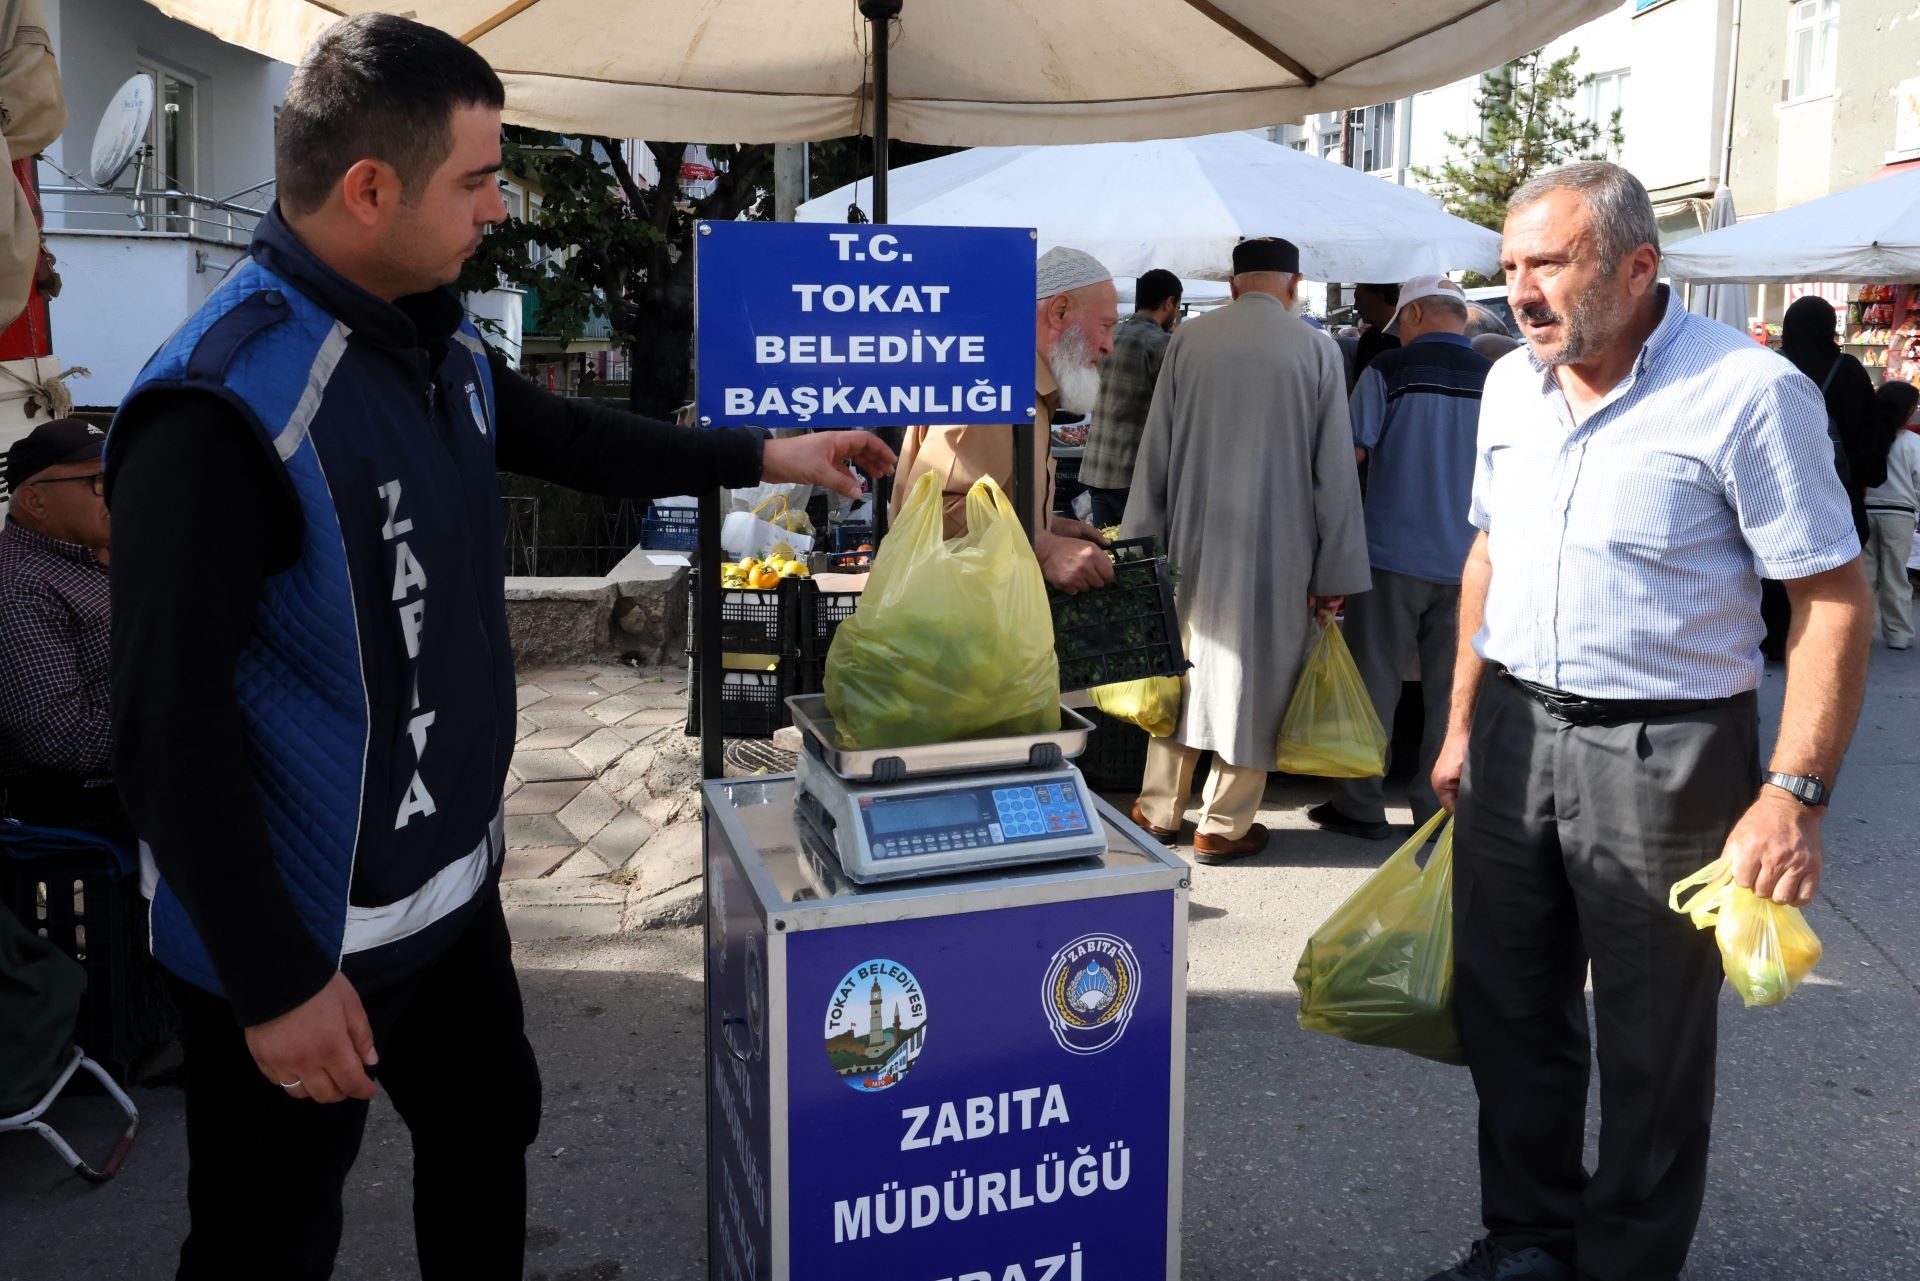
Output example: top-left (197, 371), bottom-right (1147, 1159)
top-left (1469, 287), bottom-right (1859, 700)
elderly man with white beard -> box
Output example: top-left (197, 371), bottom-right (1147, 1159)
top-left (892, 246), bottom-right (1118, 593)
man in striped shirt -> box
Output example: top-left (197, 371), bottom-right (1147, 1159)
top-left (1423, 164), bottom-right (1871, 1281)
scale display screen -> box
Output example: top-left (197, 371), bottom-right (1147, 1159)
top-left (867, 792), bottom-right (982, 835)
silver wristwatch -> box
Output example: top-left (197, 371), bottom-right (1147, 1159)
top-left (1764, 771), bottom-right (1831, 807)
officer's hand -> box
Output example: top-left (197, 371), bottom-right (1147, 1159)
top-left (1722, 790), bottom-right (1824, 906)
top-left (1431, 728), bottom-right (1469, 814)
top-left (1036, 529), bottom-right (1115, 594)
top-left (245, 971), bottom-right (380, 1104)
top-left (761, 431), bottom-right (897, 500)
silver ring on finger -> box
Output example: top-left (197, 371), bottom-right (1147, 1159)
top-left (279, 1079), bottom-right (302, 1090)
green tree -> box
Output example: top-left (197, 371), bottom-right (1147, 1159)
top-left (459, 131), bottom-right (771, 418)
top-left (1413, 49), bottom-right (1625, 282)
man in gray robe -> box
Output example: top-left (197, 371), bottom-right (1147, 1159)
top-left (1120, 237), bottom-right (1371, 863)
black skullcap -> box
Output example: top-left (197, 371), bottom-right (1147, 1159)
top-left (1232, 236), bottom-right (1300, 275)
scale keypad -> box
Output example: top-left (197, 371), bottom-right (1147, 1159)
top-left (991, 783), bottom-right (1088, 839)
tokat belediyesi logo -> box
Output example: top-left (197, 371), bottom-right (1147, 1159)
top-left (824, 959), bottom-right (928, 1092)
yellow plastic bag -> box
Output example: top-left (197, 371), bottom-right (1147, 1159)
top-left (1274, 621), bottom-right (1388, 778)
top-left (1089, 676), bottom-right (1182, 738)
top-left (1294, 811), bottom-right (1463, 1065)
top-left (1668, 857), bottom-right (1823, 1008)
top-left (824, 472), bottom-right (1059, 749)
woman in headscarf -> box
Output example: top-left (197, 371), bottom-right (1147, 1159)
top-left (1862, 380), bottom-right (1920, 649)
top-left (1761, 297), bottom-right (1880, 657)
top-left (1780, 296), bottom-right (1882, 537)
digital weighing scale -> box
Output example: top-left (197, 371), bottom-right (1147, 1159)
top-left (786, 695), bottom-right (1110, 883)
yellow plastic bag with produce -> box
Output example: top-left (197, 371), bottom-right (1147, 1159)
top-left (1274, 621), bottom-right (1388, 778)
top-left (1668, 857), bottom-right (1823, 1007)
top-left (1090, 676), bottom-right (1182, 738)
top-left (1294, 811), bottom-right (1463, 1065)
top-left (824, 472), bottom-right (1059, 749)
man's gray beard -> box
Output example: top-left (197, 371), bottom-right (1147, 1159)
top-left (1529, 281), bottom-right (1628, 367)
top-left (1049, 325), bottom-right (1103, 413)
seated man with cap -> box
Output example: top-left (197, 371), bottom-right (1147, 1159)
top-left (0, 417), bottom-right (131, 841)
top-left (892, 246), bottom-right (1118, 593)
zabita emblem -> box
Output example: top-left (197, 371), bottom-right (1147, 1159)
top-left (1042, 933), bottom-right (1141, 1055)
top-left (466, 381), bottom-right (488, 435)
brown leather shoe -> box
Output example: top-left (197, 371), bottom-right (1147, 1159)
top-left (1192, 823), bottom-right (1269, 865)
top-left (1128, 801), bottom-right (1180, 845)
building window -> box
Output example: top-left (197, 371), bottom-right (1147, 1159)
top-left (137, 61), bottom-right (197, 232)
top-left (1788, 0), bottom-right (1840, 101)
top-left (1354, 102), bottom-right (1397, 173)
top-left (1586, 69), bottom-right (1628, 157)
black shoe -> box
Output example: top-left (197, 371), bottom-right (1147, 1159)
top-left (1423, 1239), bottom-right (1573, 1281)
top-left (1305, 801), bottom-right (1391, 841)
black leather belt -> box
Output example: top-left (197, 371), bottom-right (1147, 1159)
top-left (1498, 668), bottom-right (1736, 728)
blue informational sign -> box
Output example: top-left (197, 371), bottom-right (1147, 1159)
top-left (784, 891), bottom-right (1177, 1280)
top-left (695, 222), bottom-right (1038, 430)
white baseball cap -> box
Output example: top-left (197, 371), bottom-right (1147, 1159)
top-left (1383, 274), bottom-right (1467, 336)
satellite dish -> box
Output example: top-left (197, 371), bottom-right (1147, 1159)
top-left (88, 73), bottom-right (154, 189)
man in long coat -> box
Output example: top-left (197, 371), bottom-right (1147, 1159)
top-left (1121, 237), bottom-right (1371, 863)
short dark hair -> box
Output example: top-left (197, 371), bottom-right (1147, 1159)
top-left (1135, 269), bottom-right (1183, 313)
top-left (1356, 282), bottom-right (1400, 307)
top-left (275, 13), bottom-right (505, 216)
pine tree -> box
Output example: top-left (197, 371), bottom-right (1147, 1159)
top-left (1413, 49), bottom-right (1625, 281)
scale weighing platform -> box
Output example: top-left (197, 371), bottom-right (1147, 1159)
top-left (786, 695), bottom-right (1110, 883)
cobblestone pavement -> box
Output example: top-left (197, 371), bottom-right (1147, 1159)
top-left (501, 664), bottom-right (709, 941)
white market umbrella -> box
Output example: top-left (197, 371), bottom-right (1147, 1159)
top-left (1662, 168), bottom-right (1920, 285)
top-left (798, 132), bottom-right (1502, 281)
top-left (1682, 185), bottom-right (1748, 332)
top-left (143, 0), bottom-right (1618, 145)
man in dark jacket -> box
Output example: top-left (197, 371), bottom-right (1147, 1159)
top-left (105, 16), bottom-right (892, 1280)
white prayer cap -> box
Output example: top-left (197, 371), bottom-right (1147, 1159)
top-left (1035, 246), bottom-right (1113, 300)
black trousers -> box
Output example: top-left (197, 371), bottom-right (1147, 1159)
top-left (1083, 485), bottom-right (1130, 528)
top-left (166, 893), bottom-right (542, 1281)
top-left (1453, 673), bottom-right (1757, 1281)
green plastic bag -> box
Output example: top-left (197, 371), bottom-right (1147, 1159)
top-left (1668, 856), bottom-right (1823, 1008)
top-left (1294, 811), bottom-right (1464, 1065)
top-left (1089, 675), bottom-right (1182, 738)
top-left (824, 471), bottom-right (1060, 749)
top-left (1274, 620), bottom-right (1388, 778)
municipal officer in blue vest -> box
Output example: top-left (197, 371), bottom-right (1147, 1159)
top-left (104, 15), bottom-right (894, 1279)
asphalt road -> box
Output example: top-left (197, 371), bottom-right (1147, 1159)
top-left (5, 648), bottom-right (1915, 1280)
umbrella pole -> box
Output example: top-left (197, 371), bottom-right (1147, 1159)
top-left (862, 0), bottom-right (903, 540)
top-left (860, 0), bottom-right (901, 221)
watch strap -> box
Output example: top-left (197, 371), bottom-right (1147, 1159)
top-left (1764, 771), bottom-right (1830, 807)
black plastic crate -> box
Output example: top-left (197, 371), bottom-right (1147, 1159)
top-left (1049, 538), bottom-right (1187, 691)
top-left (1074, 709), bottom-right (1150, 794)
top-left (684, 655), bottom-right (800, 739)
top-left (831, 521), bottom-right (874, 552)
top-left (1, 846), bottom-right (178, 1075)
top-left (686, 569), bottom-right (794, 656)
top-left (640, 503), bottom-right (699, 552)
top-left (818, 548), bottom-right (875, 572)
top-left (794, 578), bottom-right (866, 661)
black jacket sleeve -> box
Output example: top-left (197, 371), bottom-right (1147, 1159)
top-left (488, 349), bottom-right (765, 495)
top-left (1833, 355), bottom-right (1887, 492)
top-left (107, 391), bottom-right (338, 1026)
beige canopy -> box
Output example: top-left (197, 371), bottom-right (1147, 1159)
top-left (144, 0), bottom-right (1617, 144)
